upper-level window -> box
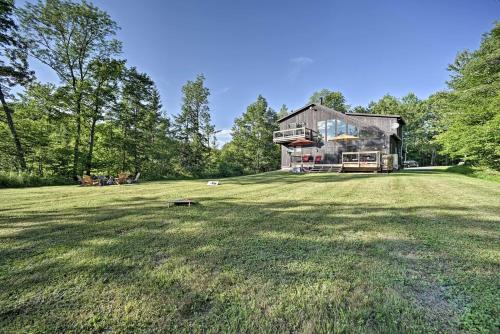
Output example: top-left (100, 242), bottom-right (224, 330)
top-left (337, 119), bottom-right (347, 135)
top-left (317, 120), bottom-right (326, 140)
top-left (348, 124), bottom-right (359, 136)
top-left (326, 119), bottom-right (336, 139)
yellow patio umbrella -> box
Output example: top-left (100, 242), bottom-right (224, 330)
top-left (329, 134), bottom-right (359, 141)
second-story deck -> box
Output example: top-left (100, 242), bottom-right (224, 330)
top-left (273, 127), bottom-right (317, 144)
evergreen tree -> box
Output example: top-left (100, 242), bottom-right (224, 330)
top-left (277, 104), bottom-right (289, 119)
top-left (115, 67), bottom-right (162, 174)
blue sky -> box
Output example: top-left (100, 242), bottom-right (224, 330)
top-left (23, 0), bottom-right (499, 144)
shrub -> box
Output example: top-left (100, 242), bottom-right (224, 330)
top-left (446, 165), bottom-right (500, 182)
top-left (0, 172), bottom-right (74, 188)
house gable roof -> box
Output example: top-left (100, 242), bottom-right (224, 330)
top-left (278, 103), bottom-right (406, 126)
top-left (346, 112), bottom-right (406, 125)
top-left (277, 103), bottom-right (317, 123)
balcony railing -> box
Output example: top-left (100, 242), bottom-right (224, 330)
top-left (273, 127), bottom-right (316, 144)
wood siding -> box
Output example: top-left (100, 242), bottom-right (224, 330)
top-left (278, 105), bottom-right (403, 168)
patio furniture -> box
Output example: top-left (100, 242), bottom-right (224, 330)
top-left (76, 175), bottom-right (85, 186)
top-left (314, 155), bottom-right (322, 164)
top-left (82, 175), bottom-right (98, 186)
top-left (117, 172), bottom-right (129, 185)
top-left (127, 172), bottom-right (141, 184)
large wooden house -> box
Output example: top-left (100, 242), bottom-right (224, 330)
top-left (273, 103), bottom-right (405, 172)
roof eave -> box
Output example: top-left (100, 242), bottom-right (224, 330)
top-left (277, 103), bottom-right (317, 122)
top-left (346, 112), bottom-right (406, 125)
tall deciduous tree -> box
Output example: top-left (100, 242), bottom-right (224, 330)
top-left (309, 89), bottom-right (349, 112)
top-left (350, 105), bottom-right (370, 113)
top-left (173, 74), bottom-right (214, 176)
top-left (0, 0), bottom-right (34, 171)
top-left (229, 95), bottom-right (279, 174)
top-left (367, 94), bottom-right (400, 115)
top-left (434, 22), bottom-right (500, 168)
top-left (19, 0), bottom-right (121, 176)
top-left (368, 93), bottom-right (445, 166)
top-left (84, 58), bottom-right (124, 175)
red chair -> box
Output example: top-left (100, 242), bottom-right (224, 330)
top-left (314, 155), bottom-right (322, 164)
top-left (303, 155), bottom-right (310, 162)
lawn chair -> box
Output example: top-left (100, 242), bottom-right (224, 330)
top-left (117, 172), bottom-right (129, 185)
top-left (314, 155), bottom-right (322, 164)
top-left (131, 172), bottom-right (141, 184)
top-left (82, 175), bottom-right (98, 186)
top-left (76, 175), bottom-right (85, 186)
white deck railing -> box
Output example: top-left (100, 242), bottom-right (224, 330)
top-left (273, 127), bottom-right (315, 143)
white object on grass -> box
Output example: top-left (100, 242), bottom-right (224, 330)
top-left (207, 181), bottom-right (219, 186)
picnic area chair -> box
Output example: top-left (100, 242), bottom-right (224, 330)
top-left (116, 172), bottom-right (129, 185)
top-left (76, 175), bottom-right (84, 186)
top-left (82, 175), bottom-right (98, 186)
top-left (128, 172), bottom-right (141, 184)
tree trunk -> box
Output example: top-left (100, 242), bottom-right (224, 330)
top-left (0, 87), bottom-right (27, 171)
top-left (72, 95), bottom-right (83, 177)
top-left (133, 108), bottom-right (139, 174)
top-left (121, 125), bottom-right (127, 172)
top-left (85, 116), bottom-right (97, 175)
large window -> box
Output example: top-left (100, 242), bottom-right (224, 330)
top-left (326, 119), bottom-right (336, 139)
top-left (359, 128), bottom-right (377, 138)
top-left (348, 124), bottom-right (359, 136)
top-left (317, 121), bottom-right (326, 140)
top-left (337, 119), bottom-right (347, 135)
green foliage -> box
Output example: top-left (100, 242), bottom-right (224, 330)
top-left (214, 143), bottom-right (246, 177)
top-left (227, 95), bottom-right (280, 174)
top-left (114, 67), bottom-right (165, 174)
top-left (0, 0), bottom-right (34, 171)
top-left (446, 165), bottom-right (500, 183)
top-left (173, 74), bottom-right (215, 177)
top-left (18, 0), bottom-right (121, 176)
top-left (0, 171), bottom-right (72, 188)
top-left (432, 22), bottom-right (500, 169)
top-left (18, 0), bottom-right (121, 82)
top-left (309, 89), bottom-right (349, 112)
top-left (277, 104), bottom-right (289, 119)
top-left (83, 58), bottom-right (124, 174)
top-left (367, 93), bottom-right (446, 166)
top-left (350, 105), bottom-right (370, 113)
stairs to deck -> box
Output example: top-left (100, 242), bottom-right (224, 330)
top-left (309, 165), bottom-right (342, 173)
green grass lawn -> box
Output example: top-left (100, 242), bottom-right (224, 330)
top-left (1, 170), bottom-right (499, 333)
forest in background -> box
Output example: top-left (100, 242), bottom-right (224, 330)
top-left (1, 0), bottom-right (498, 187)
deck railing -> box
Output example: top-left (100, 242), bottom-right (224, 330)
top-left (273, 127), bottom-right (316, 143)
top-left (342, 151), bottom-right (381, 169)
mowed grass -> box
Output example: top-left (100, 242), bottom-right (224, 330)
top-left (0, 170), bottom-right (499, 333)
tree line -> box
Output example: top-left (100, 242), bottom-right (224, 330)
top-left (1, 0), bottom-right (498, 186)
